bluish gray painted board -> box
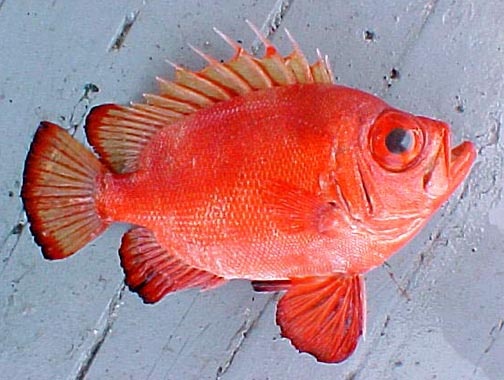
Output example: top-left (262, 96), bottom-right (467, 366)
top-left (0, 1), bottom-right (502, 379)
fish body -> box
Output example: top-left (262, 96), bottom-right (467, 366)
top-left (98, 84), bottom-right (388, 278)
top-left (21, 26), bottom-right (476, 363)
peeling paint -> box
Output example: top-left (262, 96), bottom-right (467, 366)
top-left (108, 10), bottom-right (140, 52)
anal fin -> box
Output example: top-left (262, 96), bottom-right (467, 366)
top-left (256, 274), bottom-right (365, 363)
top-left (119, 227), bottom-right (226, 303)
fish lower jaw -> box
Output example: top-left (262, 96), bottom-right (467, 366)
top-left (449, 141), bottom-right (477, 182)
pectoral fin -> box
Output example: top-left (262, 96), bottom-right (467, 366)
top-left (262, 181), bottom-right (342, 236)
top-left (255, 274), bottom-right (365, 363)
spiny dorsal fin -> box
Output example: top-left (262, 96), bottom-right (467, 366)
top-left (85, 23), bottom-right (335, 173)
top-left (165, 22), bottom-right (335, 105)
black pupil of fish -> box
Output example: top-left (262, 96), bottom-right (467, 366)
top-left (385, 128), bottom-right (413, 154)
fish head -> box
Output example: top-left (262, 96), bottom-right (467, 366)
top-left (329, 106), bottom-right (476, 254)
top-left (365, 109), bottom-right (476, 206)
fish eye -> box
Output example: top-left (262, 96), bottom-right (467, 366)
top-left (369, 111), bottom-right (425, 172)
top-left (385, 128), bottom-right (413, 154)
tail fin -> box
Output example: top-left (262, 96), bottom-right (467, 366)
top-left (21, 122), bottom-right (110, 260)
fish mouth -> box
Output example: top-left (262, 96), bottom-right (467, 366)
top-left (423, 133), bottom-right (476, 197)
top-left (449, 141), bottom-right (477, 182)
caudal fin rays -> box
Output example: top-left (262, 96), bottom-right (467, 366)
top-left (21, 122), bottom-right (110, 259)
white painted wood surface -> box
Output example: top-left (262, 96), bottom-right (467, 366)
top-left (1, 1), bottom-right (503, 379)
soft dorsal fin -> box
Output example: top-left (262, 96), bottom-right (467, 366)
top-left (84, 23), bottom-right (334, 173)
top-left (253, 274), bottom-right (365, 363)
top-left (119, 227), bottom-right (226, 303)
top-left (85, 103), bottom-right (178, 173)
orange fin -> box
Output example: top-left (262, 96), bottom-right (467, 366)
top-left (21, 122), bottom-right (109, 259)
top-left (86, 25), bottom-right (335, 162)
top-left (273, 275), bottom-right (365, 363)
top-left (156, 22), bottom-right (335, 108)
top-left (244, 20), bottom-right (297, 86)
top-left (119, 227), bottom-right (226, 303)
top-left (252, 279), bottom-right (292, 292)
top-left (85, 104), bottom-right (174, 173)
top-left (262, 181), bottom-right (341, 235)
top-left (84, 25), bottom-right (334, 175)
top-left (212, 21), bottom-right (334, 89)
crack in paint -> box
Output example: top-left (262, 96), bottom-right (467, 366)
top-left (108, 10), bottom-right (140, 51)
top-left (483, 318), bottom-right (503, 354)
top-left (382, 262), bottom-right (411, 301)
top-left (250, 0), bottom-right (294, 55)
top-left (379, 0), bottom-right (440, 94)
top-left (473, 318), bottom-right (504, 376)
top-left (346, 199), bottom-right (462, 376)
top-left (145, 294), bottom-right (199, 380)
top-left (68, 282), bottom-right (125, 380)
top-left (163, 323), bottom-right (211, 379)
top-left (215, 294), bottom-right (276, 380)
top-left (0, 210), bottom-right (26, 277)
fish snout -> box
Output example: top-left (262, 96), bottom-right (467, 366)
top-left (423, 125), bottom-right (476, 198)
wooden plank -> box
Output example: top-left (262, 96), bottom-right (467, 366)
top-left (1, 0), bottom-right (502, 379)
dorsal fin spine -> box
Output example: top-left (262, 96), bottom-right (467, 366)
top-left (255, 55), bottom-right (297, 86)
top-left (174, 67), bottom-right (232, 101)
top-left (227, 54), bottom-right (273, 89)
top-left (156, 77), bottom-right (215, 108)
top-left (200, 64), bottom-right (252, 95)
top-left (131, 103), bottom-right (180, 123)
top-left (189, 43), bottom-right (253, 95)
top-left (212, 27), bottom-right (242, 52)
top-left (143, 93), bottom-right (196, 115)
top-left (284, 28), bottom-right (314, 84)
top-left (213, 26), bottom-right (274, 89)
top-left (103, 109), bottom-right (167, 128)
top-left (85, 25), bottom-right (335, 174)
top-left (245, 19), bottom-right (272, 50)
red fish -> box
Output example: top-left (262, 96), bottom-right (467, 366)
top-left (21, 24), bottom-right (476, 363)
